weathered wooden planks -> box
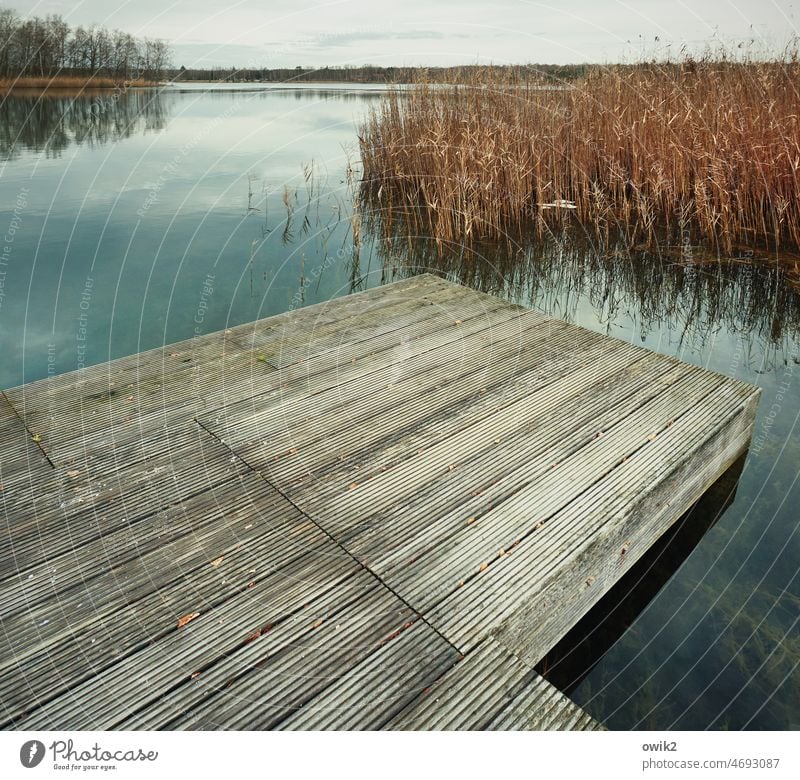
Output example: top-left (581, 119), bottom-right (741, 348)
top-left (388, 638), bottom-right (602, 730)
top-left (120, 578), bottom-right (420, 730)
top-left (0, 392), bottom-right (52, 491)
top-left (0, 272), bottom-right (761, 730)
top-left (4, 275), bottom-right (452, 466)
top-left (275, 620), bottom-right (459, 731)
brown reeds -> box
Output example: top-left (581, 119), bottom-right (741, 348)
top-left (0, 75), bottom-right (158, 94)
top-left (359, 55), bottom-right (800, 254)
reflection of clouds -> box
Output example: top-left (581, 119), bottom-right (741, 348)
top-left (1, 325), bottom-right (70, 387)
top-left (0, 86), bottom-right (386, 389)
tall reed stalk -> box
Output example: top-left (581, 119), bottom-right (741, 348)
top-left (359, 55), bottom-right (800, 254)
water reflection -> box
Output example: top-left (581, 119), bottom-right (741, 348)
top-left (0, 89), bottom-right (169, 160)
top-left (363, 211), bottom-right (800, 359)
top-left (166, 86), bottom-right (390, 102)
top-left (0, 85), bottom-right (387, 164)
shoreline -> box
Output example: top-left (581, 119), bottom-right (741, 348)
top-left (0, 76), bottom-right (161, 94)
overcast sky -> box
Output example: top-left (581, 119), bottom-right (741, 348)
top-left (12, 1), bottom-right (798, 67)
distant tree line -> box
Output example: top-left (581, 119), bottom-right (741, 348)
top-left (0, 6), bottom-right (171, 81)
top-left (169, 63), bottom-right (588, 85)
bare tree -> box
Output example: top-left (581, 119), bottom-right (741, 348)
top-left (0, 5), bottom-right (172, 82)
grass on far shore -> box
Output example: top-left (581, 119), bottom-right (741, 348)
top-left (359, 53), bottom-right (800, 255)
top-left (0, 75), bottom-right (160, 94)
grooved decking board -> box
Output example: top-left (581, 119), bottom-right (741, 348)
top-left (7, 515), bottom-right (357, 729)
top-left (199, 309), bottom-right (565, 492)
top-left (428, 383), bottom-right (758, 660)
top-left (1, 273), bottom-right (760, 730)
top-left (203, 279), bottom-right (759, 663)
top-left (4, 274), bottom-right (454, 466)
top-left (122, 580), bottom-right (422, 730)
top-left (0, 424), bottom-right (249, 577)
top-left (275, 620), bottom-right (460, 730)
top-left (388, 638), bottom-right (602, 730)
top-left (0, 393), bottom-right (52, 491)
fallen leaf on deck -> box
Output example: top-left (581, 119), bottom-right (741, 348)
top-left (31, 434), bottom-right (41, 442)
top-left (210, 556), bottom-right (224, 567)
top-left (648, 433), bottom-right (658, 441)
top-left (177, 612), bottom-right (200, 628)
top-left (479, 562), bottom-right (488, 572)
top-left (66, 470), bottom-right (80, 477)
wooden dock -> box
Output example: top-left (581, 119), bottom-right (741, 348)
top-left (0, 274), bottom-right (760, 730)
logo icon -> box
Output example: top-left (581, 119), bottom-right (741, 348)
top-left (20, 740), bottom-right (45, 769)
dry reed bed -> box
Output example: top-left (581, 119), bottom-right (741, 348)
top-left (359, 59), bottom-right (800, 253)
top-left (0, 76), bottom-right (158, 94)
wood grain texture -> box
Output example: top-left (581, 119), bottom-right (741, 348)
top-left (0, 273), bottom-right (761, 730)
top-left (388, 638), bottom-right (602, 730)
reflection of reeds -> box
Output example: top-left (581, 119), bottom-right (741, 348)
top-left (359, 55), bottom-right (800, 255)
top-left (281, 184), bottom-right (296, 243)
top-left (274, 156), bottom-right (800, 345)
top-left (361, 202), bottom-right (800, 350)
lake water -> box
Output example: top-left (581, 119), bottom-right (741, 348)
top-left (1, 84), bottom-right (798, 730)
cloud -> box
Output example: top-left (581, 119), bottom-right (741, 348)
top-left (311, 28), bottom-right (472, 47)
top-left (10, 0), bottom-right (798, 67)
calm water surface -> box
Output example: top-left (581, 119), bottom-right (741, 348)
top-left (1, 84), bottom-right (798, 729)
